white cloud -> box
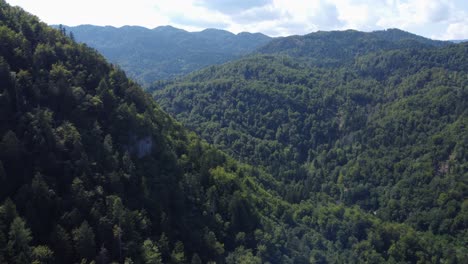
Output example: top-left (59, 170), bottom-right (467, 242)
top-left (334, 0), bottom-right (387, 30)
top-left (154, 0), bottom-right (231, 31)
top-left (232, 5), bottom-right (283, 23)
top-left (5, 0), bottom-right (468, 39)
top-left (308, 1), bottom-right (344, 29)
top-left (6, 0), bottom-right (170, 27)
top-left (435, 16), bottom-right (468, 40)
top-left (194, 0), bottom-right (271, 14)
top-left (394, 0), bottom-right (450, 25)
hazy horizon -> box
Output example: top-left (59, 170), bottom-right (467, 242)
top-left (6, 0), bottom-right (468, 40)
top-left (57, 24), bottom-right (468, 42)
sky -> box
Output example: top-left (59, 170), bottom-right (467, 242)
top-left (5, 0), bottom-right (468, 40)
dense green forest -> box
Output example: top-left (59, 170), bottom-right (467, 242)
top-left (153, 31), bottom-right (468, 262)
top-left (61, 25), bottom-right (271, 86)
top-left (1, 1), bottom-right (467, 263)
top-left (257, 29), bottom-right (449, 66)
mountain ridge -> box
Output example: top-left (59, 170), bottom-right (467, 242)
top-left (58, 25), bottom-right (455, 86)
top-left (58, 24), bottom-right (272, 86)
top-left (257, 28), bottom-right (452, 67)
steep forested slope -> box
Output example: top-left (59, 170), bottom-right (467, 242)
top-left (60, 25), bottom-right (271, 86)
top-left (1, 1), bottom-right (467, 263)
top-left (154, 39), bottom-right (468, 255)
top-left (0, 2), bottom-right (284, 263)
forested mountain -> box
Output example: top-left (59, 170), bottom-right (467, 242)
top-left (257, 29), bottom-right (450, 66)
top-left (59, 25), bottom-right (271, 86)
top-left (1, 2), bottom-right (283, 263)
top-left (1, 1), bottom-right (467, 263)
top-left (153, 36), bottom-right (468, 261)
top-left (1, 2), bottom-right (286, 263)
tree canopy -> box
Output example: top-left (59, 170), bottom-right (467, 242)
top-left (0, 0), bottom-right (467, 262)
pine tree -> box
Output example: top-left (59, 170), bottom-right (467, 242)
top-left (49, 225), bottom-right (73, 263)
top-left (97, 245), bottom-right (109, 264)
top-left (0, 199), bottom-right (18, 228)
top-left (171, 241), bottom-right (186, 264)
top-left (72, 221), bottom-right (96, 260)
top-left (7, 217), bottom-right (32, 263)
top-left (141, 239), bottom-right (162, 264)
top-left (191, 253), bottom-right (202, 264)
top-left (1, 130), bottom-right (21, 161)
top-left (32, 245), bottom-right (54, 264)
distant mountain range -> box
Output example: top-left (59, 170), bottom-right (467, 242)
top-left (59, 25), bottom-right (456, 86)
top-left (451, 39), bottom-right (467, 43)
top-left (59, 25), bottom-right (271, 85)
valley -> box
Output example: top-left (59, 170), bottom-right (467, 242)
top-left (0, 1), bottom-right (467, 263)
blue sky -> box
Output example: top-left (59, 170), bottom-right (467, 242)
top-left (6, 0), bottom-right (468, 39)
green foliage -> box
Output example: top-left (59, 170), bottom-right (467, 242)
top-left (0, 2), bottom-right (301, 262)
top-left (154, 32), bottom-right (468, 262)
top-left (72, 221), bottom-right (96, 260)
top-left (258, 28), bottom-right (449, 67)
top-left (170, 241), bottom-right (186, 264)
top-left (32, 245), bottom-right (54, 264)
top-left (141, 239), bottom-right (162, 264)
top-left (0, 0), bottom-right (466, 262)
top-left (49, 225), bottom-right (72, 263)
top-left (0, 130), bottom-right (21, 161)
top-left (226, 246), bottom-right (261, 264)
top-left (7, 217), bottom-right (32, 263)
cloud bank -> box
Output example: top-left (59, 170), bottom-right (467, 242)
top-left (6, 0), bottom-right (468, 39)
